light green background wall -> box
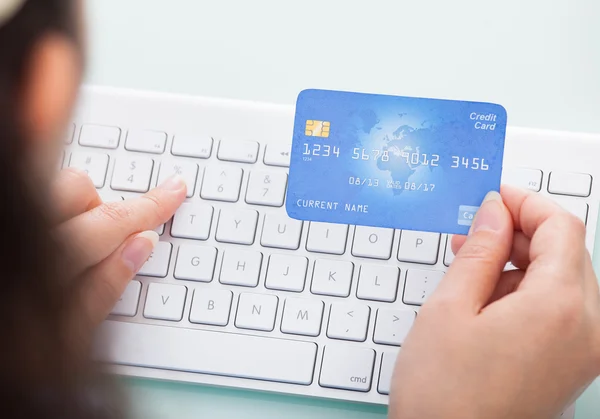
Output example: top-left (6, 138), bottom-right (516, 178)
top-left (84, 1), bottom-right (600, 417)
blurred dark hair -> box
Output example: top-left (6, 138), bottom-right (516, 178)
top-left (0, 1), bottom-right (123, 417)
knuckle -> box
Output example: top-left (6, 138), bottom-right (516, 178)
top-left (556, 212), bottom-right (586, 238)
top-left (140, 193), bottom-right (169, 222)
top-left (95, 201), bottom-right (134, 224)
top-left (456, 240), bottom-right (497, 264)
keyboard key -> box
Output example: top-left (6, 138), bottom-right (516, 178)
top-left (235, 293), bottom-right (278, 332)
top-left (219, 249), bottom-right (262, 287)
top-left (265, 254), bottom-right (308, 292)
top-left (397, 231), bottom-right (441, 265)
top-left (65, 123), bottom-right (75, 144)
top-left (378, 351), bottom-right (399, 395)
top-left (281, 298), bottom-right (324, 337)
top-left (260, 213), bottom-right (303, 250)
top-left (79, 124), bottom-right (121, 149)
top-left (174, 244), bottom-right (217, 282)
top-left (373, 309), bottom-right (416, 346)
top-left (110, 280), bottom-right (141, 317)
top-left (138, 242), bottom-right (172, 278)
top-left (311, 259), bottom-right (354, 297)
top-left (217, 139), bottom-right (259, 163)
top-left (68, 152), bottom-right (109, 188)
top-left (319, 345), bottom-right (375, 392)
top-left (501, 167), bottom-right (542, 191)
top-left (111, 156), bottom-right (154, 192)
top-left (171, 135), bottom-right (213, 159)
top-left (306, 222), bottom-right (348, 255)
top-left (553, 198), bottom-right (589, 224)
top-left (171, 203), bottom-right (214, 241)
top-left (327, 302), bottom-right (370, 342)
top-left (157, 160), bottom-right (199, 197)
top-left (264, 143), bottom-right (291, 167)
top-left (143, 283), bottom-right (187, 322)
top-left (125, 129), bottom-right (167, 154)
top-left (548, 171), bottom-right (592, 197)
top-left (403, 269), bottom-right (445, 306)
top-left (189, 288), bottom-right (232, 326)
top-left (356, 264), bottom-right (399, 302)
top-left (352, 227), bottom-right (394, 260)
top-left (201, 166), bottom-right (243, 202)
top-left (97, 321), bottom-right (318, 386)
top-left (216, 208), bottom-right (258, 245)
top-left (245, 171), bottom-right (287, 207)
top-left (154, 224), bottom-right (165, 236)
top-left (444, 235), bottom-right (455, 267)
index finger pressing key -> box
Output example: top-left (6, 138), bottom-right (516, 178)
top-left (57, 175), bottom-right (187, 278)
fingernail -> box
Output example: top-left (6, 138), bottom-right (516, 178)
top-left (122, 231), bottom-right (159, 273)
top-left (469, 191), bottom-right (504, 234)
top-left (159, 174), bottom-right (186, 192)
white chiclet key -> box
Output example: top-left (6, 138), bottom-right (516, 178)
top-left (189, 288), bottom-right (232, 326)
top-left (111, 156), bottom-right (154, 192)
top-left (246, 170), bottom-right (287, 207)
top-left (311, 259), bottom-right (354, 297)
top-left (373, 309), bottom-right (416, 346)
top-left (157, 160), bottom-right (199, 197)
top-left (143, 283), bottom-right (187, 322)
top-left (403, 269), bottom-right (445, 306)
top-left (171, 135), bottom-right (213, 159)
top-left (217, 139), bottom-right (259, 163)
top-left (397, 231), bottom-right (441, 265)
top-left (306, 222), bottom-right (348, 255)
top-left (263, 143), bottom-right (291, 167)
top-left (79, 124), bottom-right (121, 149)
top-left (327, 302), bottom-right (370, 342)
top-left (68, 152), bottom-right (109, 188)
top-left (378, 351), bottom-right (399, 395)
top-left (201, 165), bottom-right (243, 202)
top-left (174, 245), bottom-right (217, 282)
top-left (281, 297), bottom-right (324, 337)
top-left (260, 213), bottom-right (303, 250)
top-left (352, 227), bottom-right (394, 260)
top-left (356, 264), bottom-right (399, 302)
top-left (319, 345), bottom-right (375, 392)
top-left (138, 242), bottom-right (172, 278)
top-left (235, 293), bottom-right (279, 332)
top-left (265, 254), bottom-right (308, 292)
top-left (216, 208), bottom-right (259, 245)
top-left (110, 280), bottom-right (141, 317)
top-left (219, 249), bottom-right (263, 287)
top-left (125, 129), bottom-right (167, 154)
top-left (171, 203), bottom-right (214, 241)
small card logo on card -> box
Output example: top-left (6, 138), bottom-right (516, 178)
top-left (458, 205), bottom-right (479, 226)
top-left (305, 120), bottom-right (331, 138)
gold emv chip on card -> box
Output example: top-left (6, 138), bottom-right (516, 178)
top-left (305, 120), bottom-right (330, 138)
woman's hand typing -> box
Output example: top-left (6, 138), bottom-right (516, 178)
top-left (51, 168), bottom-right (186, 330)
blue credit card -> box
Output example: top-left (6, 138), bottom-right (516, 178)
top-left (286, 89), bottom-right (507, 235)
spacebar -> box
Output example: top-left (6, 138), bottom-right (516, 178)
top-left (95, 321), bottom-right (318, 385)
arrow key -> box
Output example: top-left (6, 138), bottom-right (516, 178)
top-left (264, 143), bottom-right (292, 167)
top-left (327, 302), bottom-right (370, 342)
top-left (373, 309), bottom-right (416, 346)
top-left (144, 283), bottom-right (187, 322)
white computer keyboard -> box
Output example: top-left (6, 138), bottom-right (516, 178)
top-left (67, 86), bottom-right (599, 412)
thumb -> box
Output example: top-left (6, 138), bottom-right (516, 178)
top-left (431, 191), bottom-right (514, 313)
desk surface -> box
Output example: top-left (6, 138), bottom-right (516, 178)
top-left (85, 0), bottom-right (600, 417)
